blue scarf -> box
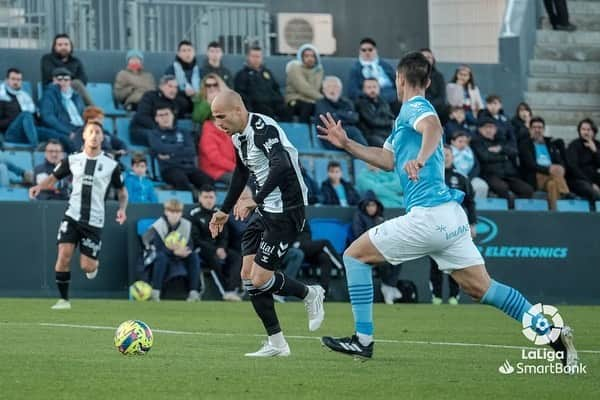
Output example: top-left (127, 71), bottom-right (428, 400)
top-left (61, 88), bottom-right (84, 127)
top-left (359, 57), bottom-right (392, 88)
top-left (173, 61), bottom-right (200, 92)
top-left (0, 82), bottom-right (35, 112)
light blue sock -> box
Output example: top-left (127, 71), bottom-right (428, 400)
top-left (481, 279), bottom-right (534, 322)
top-left (344, 255), bottom-right (373, 336)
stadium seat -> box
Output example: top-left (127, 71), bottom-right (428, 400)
top-left (216, 190), bottom-right (226, 206)
top-left (514, 198), bottom-right (548, 211)
top-left (137, 218), bottom-right (156, 236)
top-left (37, 81), bottom-right (44, 100)
top-left (2, 142), bottom-right (33, 150)
top-left (279, 122), bottom-right (313, 151)
top-left (116, 117), bottom-right (147, 152)
top-left (86, 82), bottom-right (126, 116)
top-left (155, 189), bottom-right (194, 205)
top-left (4, 151), bottom-right (33, 182)
top-left (0, 187), bottom-right (29, 201)
top-left (103, 118), bottom-right (114, 134)
top-left (119, 153), bottom-right (132, 171)
top-left (596, 201), bottom-right (600, 212)
top-left (475, 197), bottom-right (509, 211)
top-left (556, 199), bottom-right (590, 212)
top-left (313, 157), bottom-right (350, 185)
top-left (33, 151), bottom-right (45, 166)
top-left (309, 218), bottom-right (351, 254)
top-left (21, 81), bottom-right (32, 97)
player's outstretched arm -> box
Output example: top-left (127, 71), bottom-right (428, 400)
top-left (29, 175), bottom-right (58, 199)
top-left (318, 113), bottom-right (394, 171)
top-left (116, 187), bottom-right (128, 225)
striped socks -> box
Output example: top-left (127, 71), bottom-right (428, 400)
top-left (481, 279), bottom-right (533, 322)
top-left (344, 255), bottom-right (374, 345)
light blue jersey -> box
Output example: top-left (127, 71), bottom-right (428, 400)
top-left (384, 95), bottom-right (464, 212)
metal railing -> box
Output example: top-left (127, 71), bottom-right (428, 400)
top-left (0, 0), bottom-right (270, 54)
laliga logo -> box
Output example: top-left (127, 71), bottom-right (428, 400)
top-left (521, 303), bottom-right (563, 345)
top-left (475, 216), bottom-right (498, 244)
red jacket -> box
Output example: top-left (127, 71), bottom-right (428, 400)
top-left (198, 120), bottom-right (236, 180)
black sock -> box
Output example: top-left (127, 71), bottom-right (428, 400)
top-left (269, 272), bottom-right (309, 299)
top-left (56, 271), bottom-right (71, 300)
top-left (250, 292), bottom-right (281, 335)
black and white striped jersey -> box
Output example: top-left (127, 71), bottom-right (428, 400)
top-left (231, 113), bottom-right (308, 213)
top-left (52, 152), bottom-right (124, 228)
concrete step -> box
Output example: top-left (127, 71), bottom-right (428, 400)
top-left (529, 59), bottom-right (600, 77)
top-left (525, 91), bottom-right (600, 108)
top-left (534, 44), bottom-right (600, 62)
top-left (545, 125), bottom-right (581, 143)
top-left (541, 16), bottom-right (600, 31)
top-left (536, 30), bottom-right (600, 45)
top-left (529, 109), bottom-right (600, 126)
top-left (527, 77), bottom-right (600, 93)
top-left (569, 1), bottom-right (600, 14)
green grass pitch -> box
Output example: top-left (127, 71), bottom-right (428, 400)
top-left (1, 299), bottom-right (599, 399)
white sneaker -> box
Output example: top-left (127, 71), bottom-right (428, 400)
top-left (151, 289), bottom-right (160, 302)
top-left (223, 291), bottom-right (242, 301)
top-left (51, 299), bottom-right (71, 310)
top-left (561, 326), bottom-right (579, 370)
top-left (186, 290), bottom-right (201, 302)
top-left (86, 269), bottom-right (98, 280)
top-left (245, 341), bottom-right (291, 357)
top-left (381, 283), bottom-right (397, 305)
top-left (304, 285), bottom-right (325, 331)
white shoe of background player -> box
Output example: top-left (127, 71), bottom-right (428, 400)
top-left (245, 341), bottom-right (291, 357)
top-left (51, 299), bottom-right (71, 310)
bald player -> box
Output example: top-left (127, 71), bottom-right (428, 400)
top-left (209, 90), bottom-right (325, 357)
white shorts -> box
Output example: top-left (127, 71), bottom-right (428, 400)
top-left (368, 201), bottom-right (484, 272)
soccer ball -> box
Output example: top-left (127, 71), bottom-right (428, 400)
top-left (129, 280), bottom-right (152, 301)
top-left (114, 320), bottom-right (154, 355)
top-left (164, 231), bottom-right (187, 249)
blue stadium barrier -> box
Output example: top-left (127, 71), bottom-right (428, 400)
top-left (137, 218), bottom-right (156, 236)
top-left (4, 151), bottom-right (33, 182)
top-left (155, 189), bottom-right (193, 205)
top-left (216, 190), bottom-right (226, 206)
top-left (103, 118), bottom-right (114, 134)
top-left (556, 199), bottom-right (590, 212)
top-left (2, 142), bottom-right (33, 150)
top-left (280, 122), bottom-right (313, 151)
top-left (476, 197), bottom-right (509, 211)
top-left (0, 187), bottom-right (29, 201)
top-left (514, 198), bottom-right (548, 211)
top-left (86, 82), bottom-right (126, 116)
top-left (309, 218), bottom-right (351, 254)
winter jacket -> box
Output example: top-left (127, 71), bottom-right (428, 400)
top-left (234, 64), bottom-right (284, 110)
top-left (113, 68), bottom-right (156, 108)
top-left (446, 83), bottom-right (484, 116)
top-left (444, 119), bottom-right (472, 141)
top-left (130, 90), bottom-right (179, 132)
top-left (445, 168), bottom-right (476, 224)
top-left (39, 84), bottom-right (85, 135)
top-left (164, 57), bottom-right (201, 93)
top-left (478, 109), bottom-right (517, 149)
top-left (0, 92), bottom-right (23, 131)
top-left (191, 98), bottom-right (211, 124)
top-left (189, 204), bottom-right (229, 250)
top-left (471, 133), bottom-right (519, 179)
top-left (518, 136), bottom-right (566, 188)
top-left (147, 126), bottom-right (197, 172)
top-left (124, 171), bottom-right (157, 203)
top-left (351, 193), bottom-right (385, 239)
top-left (285, 45), bottom-right (324, 105)
top-left (40, 52), bottom-right (88, 85)
top-left (566, 137), bottom-right (600, 183)
top-left (426, 66), bottom-right (447, 117)
top-left (355, 167), bottom-right (403, 208)
top-left (321, 178), bottom-right (361, 206)
top-left (314, 97), bottom-right (359, 127)
top-left (197, 120), bottom-right (236, 180)
top-left (200, 61), bottom-right (233, 88)
top-left (511, 116), bottom-right (530, 144)
top-left (355, 93), bottom-right (394, 140)
top-left (34, 159), bottom-right (70, 200)
top-left (348, 59), bottom-right (396, 101)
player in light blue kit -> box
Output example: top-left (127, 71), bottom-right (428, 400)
top-left (318, 52), bottom-right (577, 365)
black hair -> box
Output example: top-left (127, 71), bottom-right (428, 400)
top-left (359, 37), bottom-right (377, 48)
top-left (178, 40), bottom-right (193, 50)
top-left (578, 118), bottom-right (598, 135)
top-left (451, 64), bottom-right (475, 88)
top-left (530, 116), bottom-right (546, 127)
top-left (327, 160), bottom-right (341, 170)
top-left (451, 130), bottom-right (469, 140)
top-left (199, 184), bottom-right (216, 193)
top-left (46, 139), bottom-right (63, 150)
top-left (52, 33), bottom-right (72, 53)
top-left (247, 44), bottom-right (262, 54)
top-left (6, 68), bottom-right (21, 77)
top-left (397, 52), bottom-right (431, 88)
top-left (515, 102), bottom-right (532, 118)
top-left (207, 41), bottom-right (221, 49)
top-left (486, 94), bottom-right (501, 103)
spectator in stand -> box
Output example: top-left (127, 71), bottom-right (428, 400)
top-left (544, 0), bottom-right (576, 31)
top-left (147, 106), bottom-right (212, 193)
top-left (314, 76), bottom-right (367, 149)
top-left (195, 74), bottom-right (235, 185)
top-left (450, 130), bottom-right (489, 198)
top-left (420, 48), bottom-right (448, 124)
top-left (190, 185), bottom-right (242, 301)
top-left (164, 40), bottom-right (201, 115)
top-left (40, 33), bottom-right (93, 105)
top-left (146, 198), bottom-right (202, 302)
top-left (355, 162), bottom-right (403, 208)
top-left (113, 49), bottom-right (156, 111)
top-left (0, 68), bottom-right (40, 145)
top-left (72, 106), bottom-right (127, 158)
top-left (33, 139), bottom-right (70, 200)
top-left (348, 38), bottom-right (398, 112)
top-left (430, 146), bottom-right (477, 305)
top-left (444, 106), bottom-right (471, 142)
top-left (511, 102), bottom-right (533, 143)
top-left (518, 116), bottom-right (571, 210)
top-left (352, 192), bottom-right (402, 304)
top-left (566, 118), bottom-right (600, 204)
top-left (200, 41), bottom-right (233, 87)
top-left (130, 75), bottom-right (179, 146)
top-left (356, 78), bottom-right (395, 147)
top-left (285, 44), bottom-right (324, 122)
top-left (478, 95), bottom-right (516, 148)
top-left (472, 117), bottom-right (533, 206)
top-left (39, 67), bottom-right (85, 153)
top-left (124, 152), bottom-right (157, 204)
top-left (234, 45), bottom-right (291, 121)
top-left (192, 73), bottom-right (228, 126)
top-left (447, 65), bottom-right (483, 126)
top-left (320, 160), bottom-right (361, 206)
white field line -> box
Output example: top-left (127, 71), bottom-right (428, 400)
top-left (34, 322), bottom-right (600, 355)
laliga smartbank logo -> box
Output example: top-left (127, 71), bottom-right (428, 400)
top-left (497, 303), bottom-right (587, 375)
